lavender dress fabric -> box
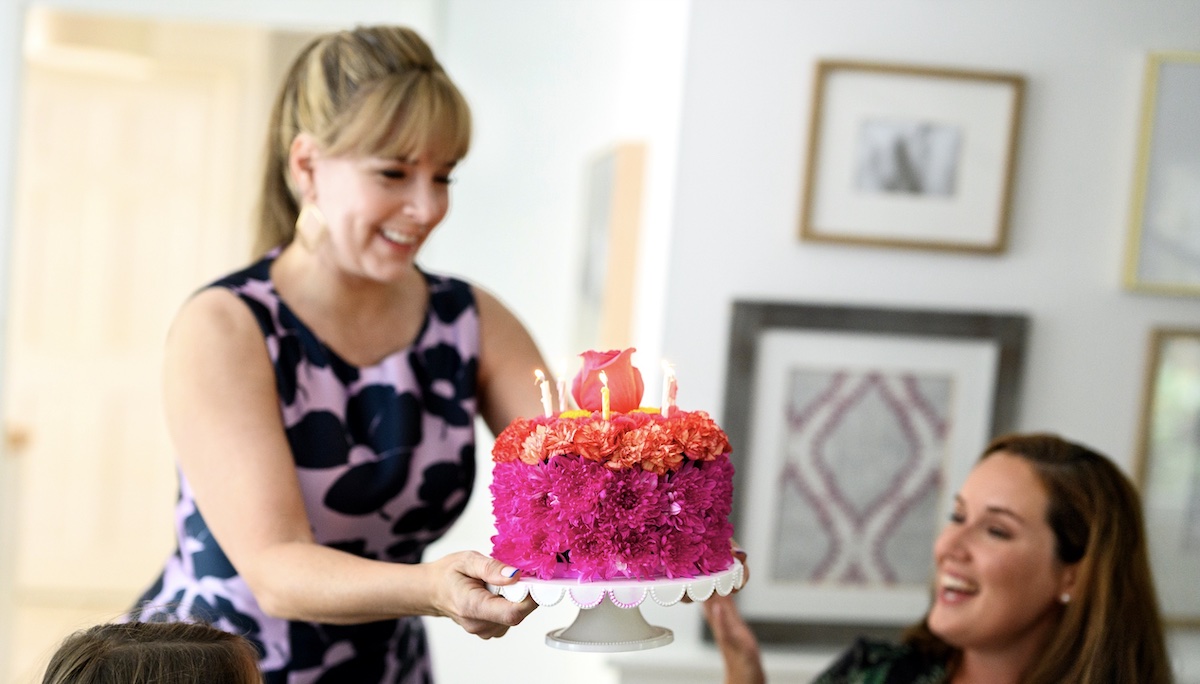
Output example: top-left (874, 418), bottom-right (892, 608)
top-left (132, 253), bottom-right (480, 683)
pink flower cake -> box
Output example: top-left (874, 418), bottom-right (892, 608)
top-left (490, 349), bottom-right (736, 581)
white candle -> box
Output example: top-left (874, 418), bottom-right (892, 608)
top-left (661, 362), bottom-right (677, 417)
top-left (599, 370), bottom-right (611, 420)
top-left (534, 369), bottom-right (553, 418)
top-left (556, 376), bottom-right (568, 413)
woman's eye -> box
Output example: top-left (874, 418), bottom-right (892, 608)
top-left (987, 527), bottom-right (1012, 540)
top-left (948, 511), bottom-right (965, 524)
top-left (435, 175), bottom-right (455, 185)
top-left (380, 169), bottom-right (406, 180)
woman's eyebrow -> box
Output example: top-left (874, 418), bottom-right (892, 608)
top-left (954, 494), bottom-right (1027, 524)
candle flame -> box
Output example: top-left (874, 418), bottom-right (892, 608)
top-left (599, 370), bottom-right (608, 387)
top-left (534, 369), bottom-right (546, 384)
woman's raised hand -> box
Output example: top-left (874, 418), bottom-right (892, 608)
top-left (425, 551), bottom-right (537, 639)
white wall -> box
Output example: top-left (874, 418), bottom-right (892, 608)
top-left (666, 0), bottom-right (1200, 446)
top-left (661, 0), bottom-right (1200, 679)
top-left (421, 0), bottom-right (688, 370)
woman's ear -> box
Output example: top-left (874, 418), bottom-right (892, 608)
top-left (288, 133), bottom-right (320, 201)
top-left (1058, 563), bottom-right (1079, 603)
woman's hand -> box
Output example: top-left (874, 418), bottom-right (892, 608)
top-left (704, 593), bottom-right (765, 684)
top-left (734, 543), bottom-right (750, 589)
top-left (426, 551), bottom-right (537, 639)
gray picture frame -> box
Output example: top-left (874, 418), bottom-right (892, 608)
top-left (721, 301), bottom-right (1028, 645)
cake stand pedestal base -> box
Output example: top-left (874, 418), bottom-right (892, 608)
top-left (546, 597), bottom-right (672, 652)
top-left (489, 560), bottom-right (744, 653)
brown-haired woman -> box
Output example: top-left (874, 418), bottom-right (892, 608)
top-left (128, 24), bottom-right (545, 682)
top-left (709, 433), bottom-right (1173, 684)
top-left (43, 622), bottom-right (260, 684)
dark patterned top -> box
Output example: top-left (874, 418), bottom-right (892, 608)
top-left (812, 638), bottom-right (948, 684)
top-left (132, 253), bottom-right (481, 684)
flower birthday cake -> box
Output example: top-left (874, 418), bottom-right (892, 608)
top-left (490, 349), bottom-right (735, 581)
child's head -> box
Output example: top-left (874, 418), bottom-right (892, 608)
top-left (43, 621), bottom-right (260, 684)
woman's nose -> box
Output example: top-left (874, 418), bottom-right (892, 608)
top-left (933, 524), bottom-right (967, 562)
top-left (404, 180), bottom-right (440, 226)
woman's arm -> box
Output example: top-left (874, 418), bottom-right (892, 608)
top-left (163, 288), bottom-right (533, 634)
top-left (472, 286), bottom-right (551, 434)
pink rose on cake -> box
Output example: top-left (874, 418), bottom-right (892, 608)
top-left (572, 348), bottom-right (645, 414)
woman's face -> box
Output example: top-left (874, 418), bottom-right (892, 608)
top-left (927, 452), bottom-right (1075, 655)
top-left (308, 149), bottom-right (455, 281)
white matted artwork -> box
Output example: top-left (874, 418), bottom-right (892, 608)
top-left (800, 60), bottom-right (1024, 254)
top-left (1123, 52), bottom-right (1200, 296)
top-left (1135, 328), bottom-right (1200, 626)
top-left (720, 302), bottom-right (1027, 643)
top-left (740, 330), bottom-right (995, 625)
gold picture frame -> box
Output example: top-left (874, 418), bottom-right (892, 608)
top-left (1123, 52), bottom-right (1200, 296)
top-left (1134, 327), bottom-right (1200, 627)
top-left (799, 60), bottom-right (1024, 253)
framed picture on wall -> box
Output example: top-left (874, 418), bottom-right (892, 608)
top-left (799, 60), bottom-right (1024, 254)
top-left (1123, 52), bottom-right (1200, 296)
top-left (572, 142), bottom-right (646, 352)
top-left (722, 301), bottom-right (1027, 644)
top-left (1134, 328), bottom-right (1200, 626)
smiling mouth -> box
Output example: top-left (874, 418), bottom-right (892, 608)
top-left (381, 228), bottom-right (418, 245)
top-left (939, 573), bottom-right (979, 600)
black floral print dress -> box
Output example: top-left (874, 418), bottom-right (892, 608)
top-left (132, 253), bottom-right (480, 683)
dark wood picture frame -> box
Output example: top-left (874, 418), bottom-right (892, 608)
top-left (720, 301), bottom-right (1028, 644)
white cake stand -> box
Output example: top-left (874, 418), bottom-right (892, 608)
top-left (488, 559), bottom-right (743, 653)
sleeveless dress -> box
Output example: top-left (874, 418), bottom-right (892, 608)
top-left (132, 253), bottom-right (480, 684)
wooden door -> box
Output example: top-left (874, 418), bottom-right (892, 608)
top-left (2, 11), bottom-right (270, 681)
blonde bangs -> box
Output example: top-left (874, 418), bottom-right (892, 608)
top-left (326, 74), bottom-right (471, 163)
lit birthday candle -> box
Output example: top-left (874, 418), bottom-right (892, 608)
top-left (661, 362), bottom-right (677, 417)
top-left (534, 369), bottom-right (553, 418)
top-left (599, 370), bottom-right (611, 420)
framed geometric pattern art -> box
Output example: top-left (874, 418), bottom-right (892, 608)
top-left (722, 301), bottom-right (1027, 644)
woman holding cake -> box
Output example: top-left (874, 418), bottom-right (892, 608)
top-left (130, 25), bottom-right (547, 682)
top-left (706, 433), bottom-right (1173, 684)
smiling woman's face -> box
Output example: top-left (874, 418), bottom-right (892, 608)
top-left (927, 452), bottom-right (1076, 655)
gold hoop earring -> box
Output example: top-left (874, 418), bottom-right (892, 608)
top-left (295, 203), bottom-right (328, 251)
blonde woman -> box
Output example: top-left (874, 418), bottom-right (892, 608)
top-left (129, 25), bottom-right (545, 682)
